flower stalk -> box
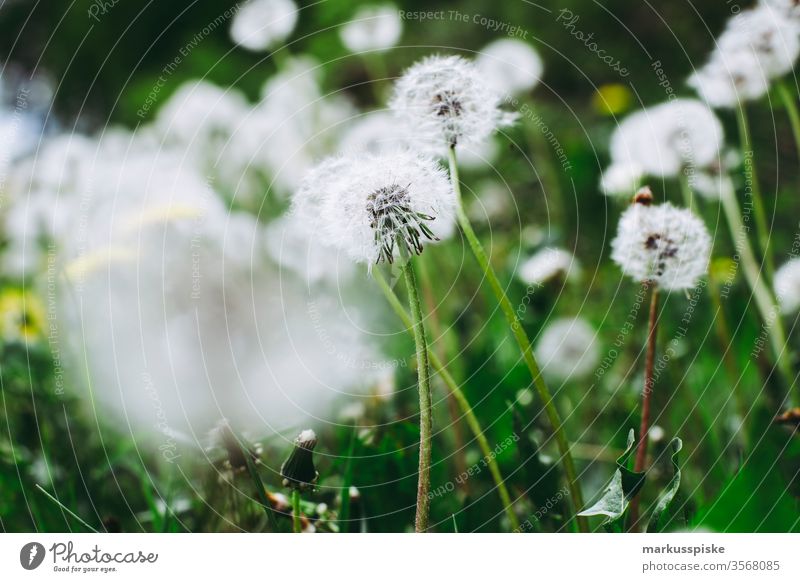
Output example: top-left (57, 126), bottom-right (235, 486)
top-left (372, 268), bottom-right (521, 530)
top-left (447, 145), bottom-right (587, 532)
top-left (397, 243), bottom-right (434, 532)
top-left (628, 283), bottom-right (659, 531)
top-left (735, 103), bottom-right (774, 280)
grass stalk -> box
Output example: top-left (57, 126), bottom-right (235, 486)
top-left (447, 145), bottom-right (587, 532)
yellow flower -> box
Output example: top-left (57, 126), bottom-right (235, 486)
top-left (592, 83), bottom-right (633, 116)
top-left (0, 288), bottom-right (46, 345)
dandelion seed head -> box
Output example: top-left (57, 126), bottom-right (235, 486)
top-left (229, 0), bottom-right (298, 52)
top-left (517, 247), bottom-right (580, 286)
top-left (610, 99), bottom-right (723, 178)
top-left (534, 317), bottom-right (599, 382)
top-left (688, 7), bottom-right (799, 107)
top-left (294, 150), bottom-right (455, 265)
top-left (389, 55), bottom-right (517, 154)
top-left (340, 5), bottom-right (402, 53)
top-left (600, 162), bottom-right (643, 197)
top-left (611, 199), bottom-right (712, 290)
top-left (476, 39), bottom-right (544, 96)
top-left (761, 0), bottom-right (800, 22)
top-left (775, 258), bottom-right (800, 314)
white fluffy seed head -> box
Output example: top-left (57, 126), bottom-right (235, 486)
top-left (476, 39), bottom-right (544, 96)
top-left (689, 7), bottom-right (800, 108)
top-left (339, 5), bottom-right (403, 53)
top-left (775, 258), bottom-right (800, 314)
top-left (761, 0), bottom-right (800, 22)
top-left (600, 162), bottom-right (643, 197)
top-left (610, 99), bottom-right (723, 178)
top-left (534, 317), bottom-right (599, 382)
top-left (230, 0), bottom-right (298, 52)
top-left (293, 150), bottom-right (456, 265)
top-left (517, 247), bottom-right (580, 286)
top-left (389, 55), bottom-right (517, 154)
top-left (611, 199), bottom-right (712, 290)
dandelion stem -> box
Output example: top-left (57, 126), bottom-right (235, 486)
top-left (447, 145), bottom-right (587, 532)
top-left (291, 489), bottom-right (302, 533)
top-left (397, 245), bottom-right (434, 532)
top-left (629, 284), bottom-right (659, 531)
top-left (777, 80), bottom-right (800, 167)
top-left (719, 176), bottom-right (794, 399)
top-left (678, 171), bottom-right (694, 211)
top-left (373, 269), bottom-right (521, 531)
top-left (735, 103), bottom-right (774, 280)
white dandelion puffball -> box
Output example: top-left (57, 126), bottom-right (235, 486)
top-left (535, 317), bottom-right (599, 382)
top-left (611, 199), bottom-right (712, 290)
top-left (389, 55), bottom-right (517, 153)
top-left (689, 6), bottom-right (800, 107)
top-left (600, 162), bottom-right (643, 197)
top-left (775, 258), bottom-right (800, 314)
top-left (610, 99), bottom-right (723, 178)
top-left (293, 150), bottom-right (456, 265)
top-left (339, 110), bottom-right (411, 153)
top-left (476, 39), bottom-right (544, 95)
top-left (517, 247), bottom-right (580, 286)
top-left (340, 5), bottom-right (402, 53)
top-left (761, 0), bottom-right (800, 22)
top-left (230, 0), bottom-right (299, 52)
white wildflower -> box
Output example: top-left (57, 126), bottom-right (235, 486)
top-left (389, 55), bottom-right (516, 153)
top-left (294, 150), bottom-right (455, 265)
top-left (339, 110), bottom-right (410, 153)
top-left (609, 99), bottom-right (723, 178)
top-left (611, 194), bottom-right (712, 290)
top-left (775, 258), bottom-right (800, 314)
top-left (517, 247), bottom-right (580, 286)
top-left (600, 162), bottom-right (643, 197)
top-left (761, 0), bottom-right (800, 22)
top-left (689, 6), bottom-right (800, 108)
top-left (339, 5), bottom-right (402, 53)
top-left (476, 39), bottom-right (544, 95)
top-left (229, 0), bottom-right (298, 52)
top-left (535, 317), bottom-right (599, 382)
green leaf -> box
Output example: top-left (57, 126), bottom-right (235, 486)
top-left (578, 429), bottom-right (645, 527)
top-left (647, 437), bottom-right (685, 532)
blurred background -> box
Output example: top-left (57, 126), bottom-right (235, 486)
top-left (1, 0), bottom-right (798, 533)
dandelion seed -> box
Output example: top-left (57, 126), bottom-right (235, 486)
top-left (293, 150), bottom-right (455, 265)
top-left (476, 39), bottom-right (544, 96)
top-left (517, 247), bottom-right (581, 286)
top-left (611, 189), bottom-right (711, 290)
top-left (609, 99), bottom-right (723, 179)
top-left (339, 5), bottom-right (402, 53)
top-left (534, 317), bottom-right (599, 382)
top-left (389, 55), bottom-right (517, 153)
top-left (775, 258), bottom-right (800, 314)
top-left (229, 0), bottom-right (298, 52)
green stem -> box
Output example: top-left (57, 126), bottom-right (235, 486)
top-left (678, 171), bottom-right (694, 210)
top-left (35, 484), bottom-right (98, 533)
top-left (397, 248), bottom-right (434, 532)
top-left (777, 80), bottom-right (800, 167)
top-left (373, 269), bottom-right (521, 531)
top-left (447, 146), bottom-right (587, 532)
top-left (736, 103), bottom-right (774, 280)
top-left (719, 176), bottom-right (793, 398)
top-left (291, 489), bottom-right (302, 533)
